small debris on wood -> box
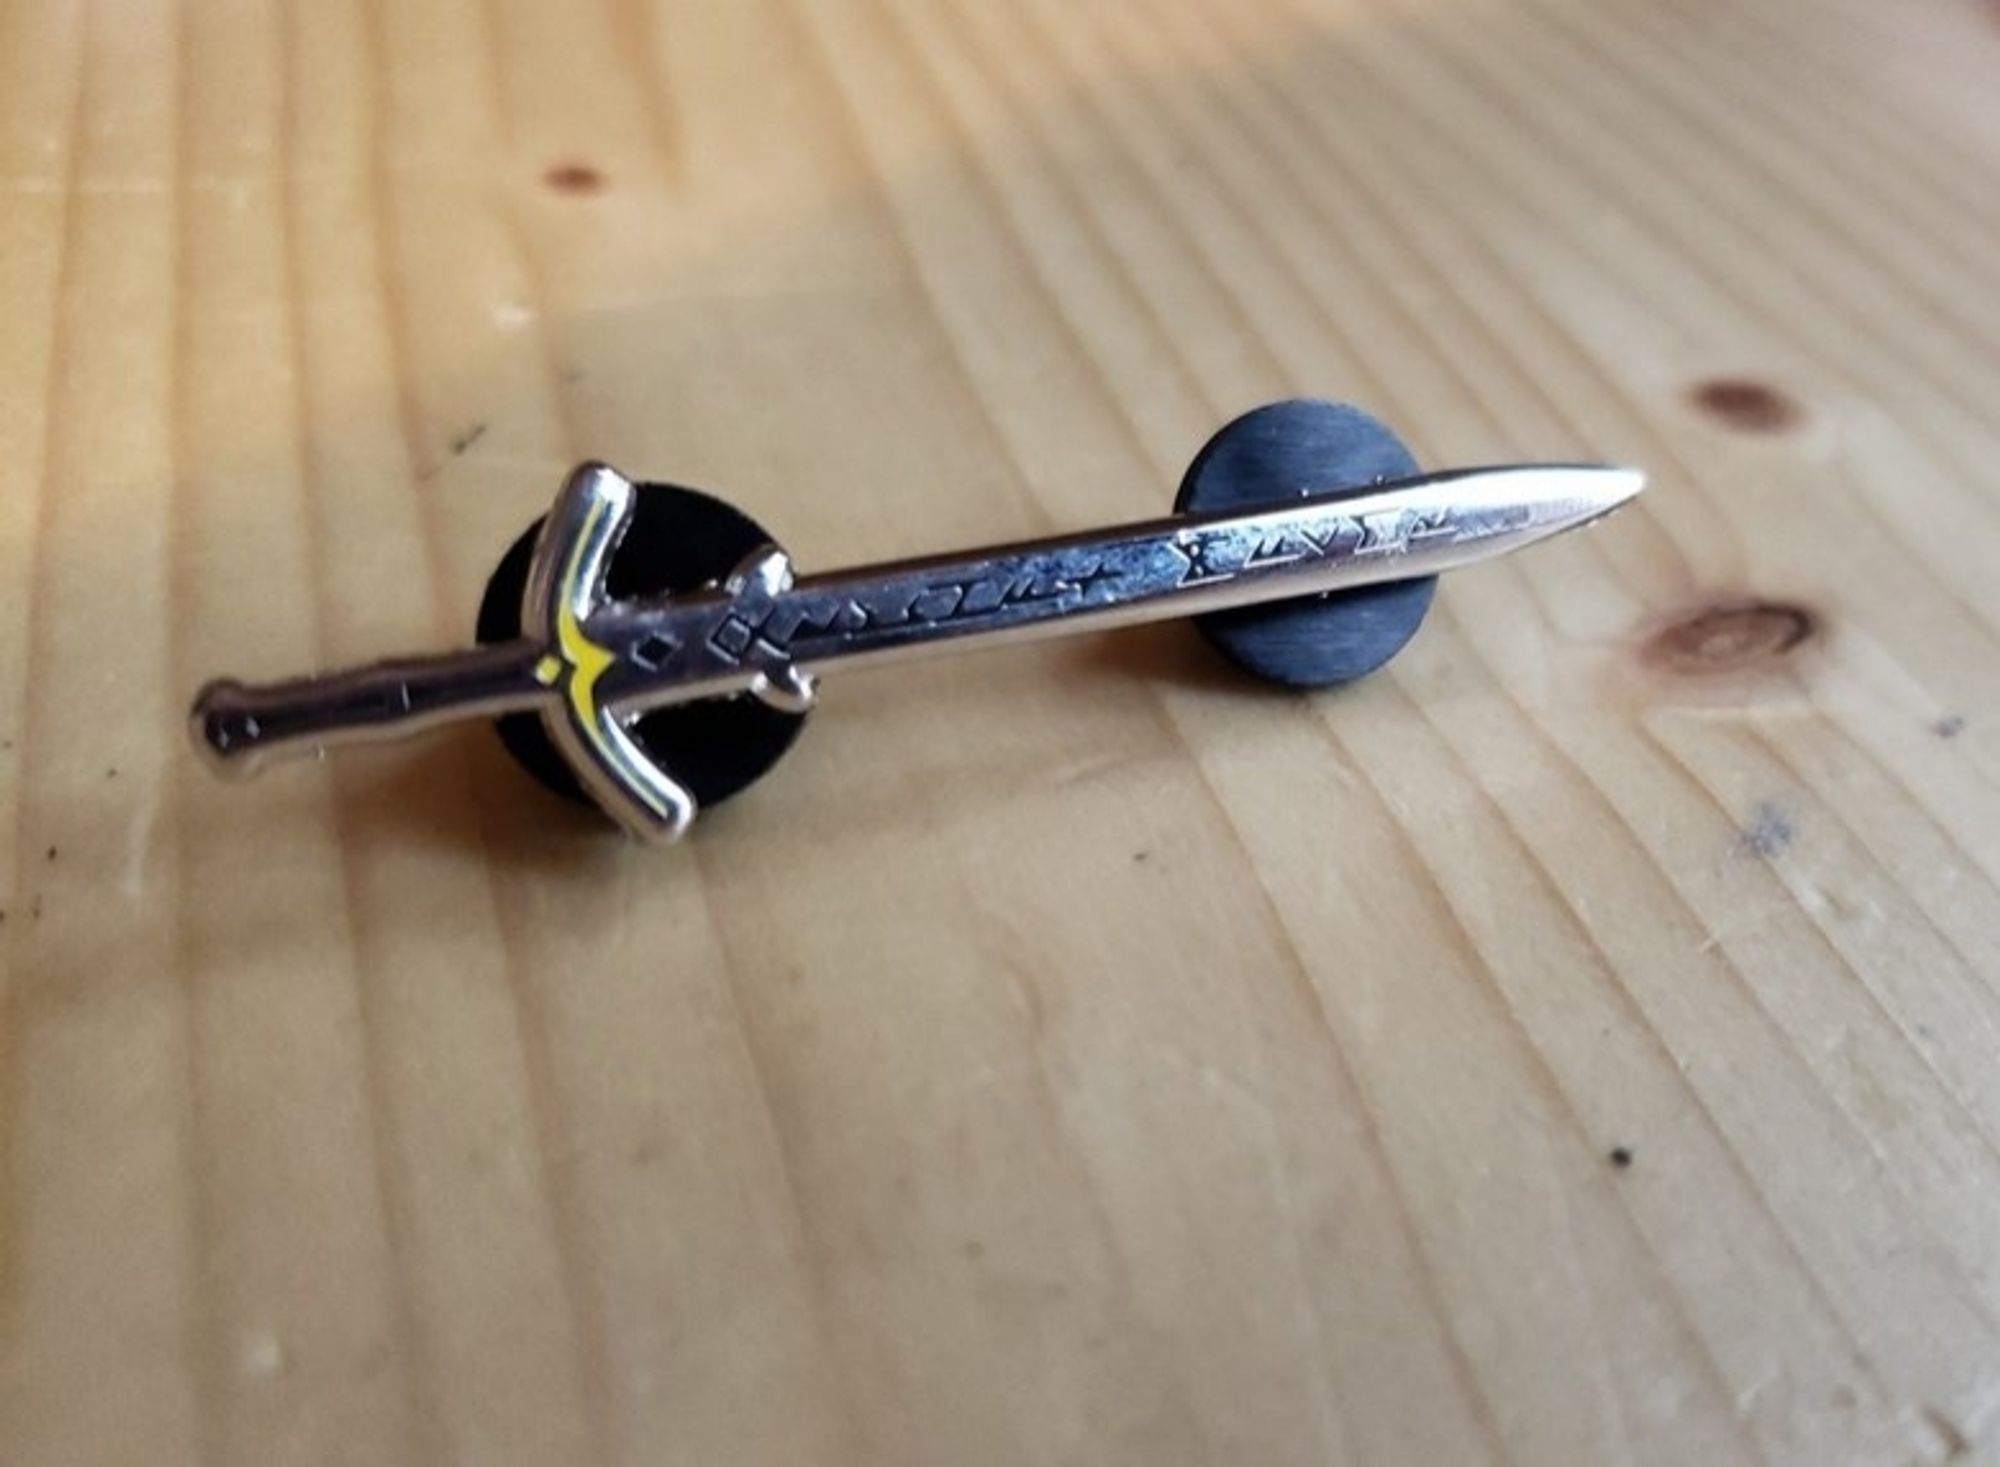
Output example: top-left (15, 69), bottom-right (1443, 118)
top-left (1921, 1405), bottom-right (1971, 1461)
top-left (1740, 802), bottom-right (1795, 859)
top-left (1608, 1146), bottom-right (1634, 1169)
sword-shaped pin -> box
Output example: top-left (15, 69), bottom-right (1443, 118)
top-left (189, 400), bottom-right (1642, 841)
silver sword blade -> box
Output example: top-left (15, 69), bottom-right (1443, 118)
top-left (585, 463), bottom-right (1644, 715)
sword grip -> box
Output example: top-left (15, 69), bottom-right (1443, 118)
top-left (190, 641), bottom-right (551, 776)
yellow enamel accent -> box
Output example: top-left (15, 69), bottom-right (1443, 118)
top-left (537, 475), bottom-right (688, 836)
top-left (552, 497), bottom-right (619, 735)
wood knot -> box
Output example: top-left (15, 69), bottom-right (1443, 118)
top-left (1644, 600), bottom-right (1815, 676)
top-left (542, 161), bottom-right (605, 195)
top-left (1688, 377), bottom-right (1802, 434)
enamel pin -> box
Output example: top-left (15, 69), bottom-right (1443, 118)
top-left (190, 400), bottom-right (1642, 840)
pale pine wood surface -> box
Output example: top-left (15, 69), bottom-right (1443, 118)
top-left (5, 0), bottom-right (2000, 1463)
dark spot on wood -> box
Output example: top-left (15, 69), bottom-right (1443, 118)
top-left (626, 1134), bottom-right (666, 1167)
top-left (1644, 600), bottom-right (1815, 676)
top-left (106, 766), bottom-right (119, 779)
top-left (543, 161), bottom-right (605, 195)
top-left (1922, 1405), bottom-right (1971, 1460)
top-left (1133, 850), bottom-right (1150, 864)
top-left (1933, 714), bottom-right (1966, 740)
top-left (1608, 1146), bottom-right (1634, 1169)
top-left (1741, 802), bottom-right (1795, 859)
top-left (963, 1240), bottom-right (985, 1260)
top-left (1689, 377), bottom-right (1803, 434)
top-left (449, 422), bottom-right (487, 457)
top-left (31, 896), bottom-right (42, 919)
top-left (45, 845), bottom-right (56, 862)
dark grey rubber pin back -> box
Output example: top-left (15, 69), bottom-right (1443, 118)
top-left (1174, 399), bottom-right (1435, 687)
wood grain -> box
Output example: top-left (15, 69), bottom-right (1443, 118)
top-left (4, 0), bottom-right (2000, 1462)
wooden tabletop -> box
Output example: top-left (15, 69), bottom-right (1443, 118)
top-left (6, 0), bottom-right (2000, 1462)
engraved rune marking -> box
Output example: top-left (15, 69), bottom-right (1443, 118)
top-left (1176, 534), bottom-right (1232, 586)
top-left (912, 585), bottom-right (967, 621)
top-left (709, 616), bottom-right (756, 658)
top-left (1073, 561), bottom-right (1122, 597)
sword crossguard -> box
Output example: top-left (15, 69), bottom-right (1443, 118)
top-left (521, 463), bottom-right (700, 842)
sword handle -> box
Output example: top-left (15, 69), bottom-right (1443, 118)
top-left (190, 640), bottom-right (552, 776)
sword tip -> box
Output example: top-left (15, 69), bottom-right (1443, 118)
top-left (1487, 461), bottom-right (1647, 541)
top-left (1593, 464), bottom-right (1648, 515)
top-left (1405, 461), bottom-right (1648, 575)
